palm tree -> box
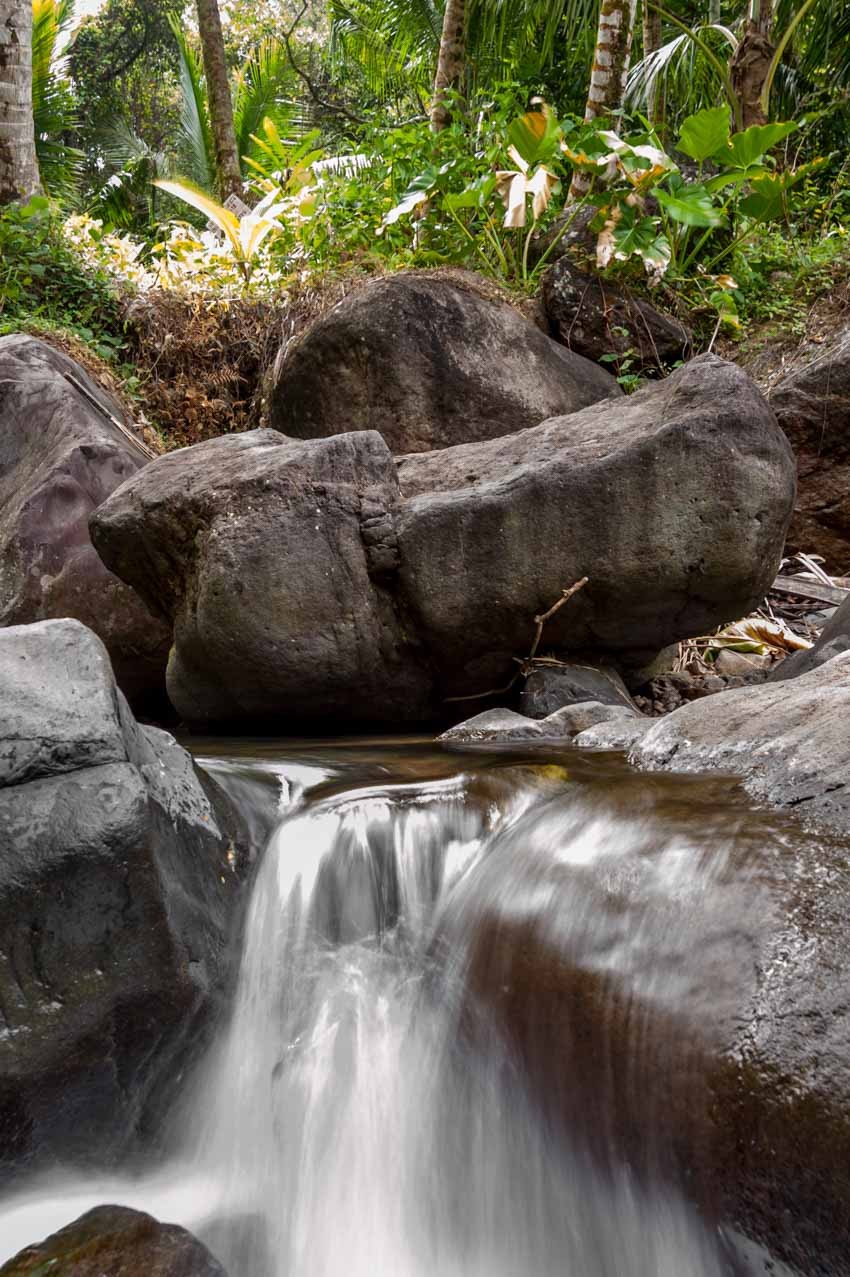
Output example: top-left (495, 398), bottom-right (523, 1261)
top-left (569, 0), bottom-right (638, 200)
top-left (430, 0), bottom-right (466, 130)
top-left (0, 0), bottom-right (41, 203)
top-left (195, 0), bottom-right (241, 198)
top-left (32, 0), bottom-right (83, 198)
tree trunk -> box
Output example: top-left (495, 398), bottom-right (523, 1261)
top-left (430, 0), bottom-right (467, 133)
top-left (569, 0), bottom-right (638, 200)
top-left (0, 0), bottom-right (40, 205)
top-left (195, 0), bottom-right (242, 200)
top-left (730, 0), bottom-right (775, 128)
top-left (641, 0), bottom-right (662, 127)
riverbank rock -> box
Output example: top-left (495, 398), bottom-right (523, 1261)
top-left (0, 1205), bottom-right (227, 1276)
top-left (632, 651), bottom-right (850, 837)
top-left (0, 334), bottom-right (170, 714)
top-left (519, 661), bottom-right (635, 718)
top-left (541, 258), bottom-right (690, 374)
top-left (91, 429), bottom-right (434, 728)
top-left (440, 702), bottom-right (639, 745)
top-left (770, 593), bottom-right (850, 683)
top-left (768, 325), bottom-right (850, 569)
top-left (396, 355), bottom-right (795, 698)
top-left (92, 356), bottom-right (794, 728)
top-left (0, 619), bottom-right (243, 1170)
top-left (269, 272), bottom-right (620, 454)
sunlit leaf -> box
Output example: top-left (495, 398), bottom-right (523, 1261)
top-left (676, 106), bottom-right (731, 162)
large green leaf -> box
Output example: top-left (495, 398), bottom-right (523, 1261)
top-left (653, 182), bottom-right (724, 227)
top-left (507, 108), bottom-right (563, 168)
top-left (380, 171), bottom-right (437, 227)
top-left (725, 121), bottom-right (797, 168)
top-left (676, 106), bottom-right (730, 162)
top-left (739, 157), bottom-right (829, 222)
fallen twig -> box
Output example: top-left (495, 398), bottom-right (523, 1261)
top-left (445, 577), bottom-right (589, 703)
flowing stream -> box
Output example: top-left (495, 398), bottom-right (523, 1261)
top-left (0, 740), bottom-right (800, 1275)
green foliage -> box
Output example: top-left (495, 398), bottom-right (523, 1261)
top-left (0, 200), bottom-right (125, 360)
top-left (32, 0), bottom-right (85, 200)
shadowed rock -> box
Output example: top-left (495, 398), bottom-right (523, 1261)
top-left (0, 620), bottom-right (245, 1170)
top-left (0, 335), bottom-right (170, 713)
top-left (269, 272), bottom-right (621, 454)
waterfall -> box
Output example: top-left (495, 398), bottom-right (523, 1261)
top-left (0, 746), bottom-right (788, 1275)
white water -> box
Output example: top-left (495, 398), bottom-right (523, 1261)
top-left (0, 757), bottom-right (753, 1275)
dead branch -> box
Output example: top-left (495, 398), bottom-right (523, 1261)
top-left (445, 577), bottom-right (589, 703)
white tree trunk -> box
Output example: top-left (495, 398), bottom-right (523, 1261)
top-left (569, 0), bottom-right (638, 200)
top-left (0, 0), bottom-right (40, 204)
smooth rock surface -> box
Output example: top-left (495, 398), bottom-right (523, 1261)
top-left (768, 326), bottom-right (850, 569)
top-left (439, 708), bottom-right (546, 743)
top-left (0, 1205), bottom-right (227, 1276)
top-left (0, 620), bottom-right (243, 1169)
top-left (269, 272), bottom-right (620, 454)
top-left (541, 258), bottom-right (690, 374)
top-left (0, 335), bottom-right (170, 712)
top-left (769, 592), bottom-right (850, 682)
top-left (397, 355), bottom-right (795, 699)
top-left (450, 774), bottom-right (850, 1275)
top-left (632, 651), bottom-right (850, 835)
top-left (520, 661), bottom-right (635, 717)
top-left (573, 716), bottom-right (654, 750)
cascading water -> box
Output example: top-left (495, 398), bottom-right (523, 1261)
top-left (0, 744), bottom-right (794, 1275)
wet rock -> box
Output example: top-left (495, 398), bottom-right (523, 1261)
top-left (93, 358), bottom-right (794, 728)
top-left (0, 1205), bottom-right (227, 1276)
top-left (632, 651), bottom-right (850, 836)
top-left (0, 620), bottom-right (244, 1170)
top-left (439, 708), bottom-right (546, 744)
top-left (269, 272), bottom-right (620, 454)
top-left (769, 593), bottom-right (850, 682)
top-left (541, 258), bottom-right (691, 375)
top-left (520, 661), bottom-right (635, 717)
top-left (452, 777), bottom-right (850, 1275)
top-left (573, 717), bottom-right (654, 750)
top-left (0, 334), bottom-right (170, 714)
top-left (768, 325), bottom-right (850, 568)
top-left (542, 701), bottom-right (638, 736)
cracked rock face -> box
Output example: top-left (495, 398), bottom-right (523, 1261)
top-left (0, 335), bottom-right (171, 715)
top-left (632, 650), bottom-right (850, 836)
top-left (0, 620), bottom-right (244, 1172)
top-left (268, 272), bottom-right (622, 454)
top-left (92, 356), bottom-right (795, 728)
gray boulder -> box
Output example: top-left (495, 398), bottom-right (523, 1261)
top-left (269, 272), bottom-right (620, 454)
top-left (770, 592), bottom-right (850, 682)
top-left (768, 325), bottom-right (850, 569)
top-left (0, 620), bottom-right (243, 1169)
top-left (397, 355), bottom-right (795, 699)
top-left (541, 258), bottom-right (690, 375)
top-left (0, 1205), bottom-right (227, 1276)
top-left (439, 708), bottom-right (546, 744)
top-left (632, 651), bottom-right (850, 835)
top-left (0, 334), bottom-right (170, 713)
top-left (90, 429), bottom-right (433, 728)
top-left (520, 661), bottom-right (635, 717)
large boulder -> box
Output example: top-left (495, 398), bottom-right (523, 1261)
top-left (396, 354), bottom-right (795, 698)
top-left (0, 334), bottom-right (170, 713)
top-left (0, 620), bottom-right (243, 1170)
top-left (632, 651), bottom-right (850, 837)
top-left (91, 429), bottom-right (434, 728)
top-left (767, 326), bottom-right (850, 570)
top-left (92, 356), bottom-right (794, 728)
top-left (268, 272), bottom-right (620, 454)
top-left (541, 258), bottom-right (691, 375)
top-left (0, 1206), bottom-right (227, 1276)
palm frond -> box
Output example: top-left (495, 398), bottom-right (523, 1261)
top-left (168, 15), bottom-right (217, 192)
top-left (32, 0), bottom-right (84, 199)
